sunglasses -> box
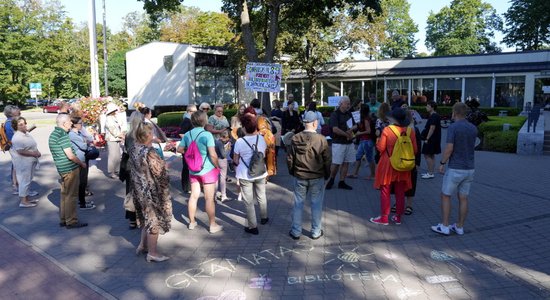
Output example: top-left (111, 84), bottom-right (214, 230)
top-left (201, 108), bottom-right (210, 111)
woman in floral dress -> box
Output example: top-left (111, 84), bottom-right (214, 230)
top-left (130, 122), bottom-right (172, 262)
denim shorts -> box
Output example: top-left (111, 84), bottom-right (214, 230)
top-left (355, 139), bottom-right (374, 163)
top-left (441, 168), bottom-right (475, 196)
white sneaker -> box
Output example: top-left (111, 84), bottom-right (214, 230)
top-left (28, 190), bottom-right (39, 197)
top-left (188, 221), bottom-right (197, 230)
top-left (431, 223), bottom-right (450, 235)
top-left (450, 223), bottom-right (464, 235)
top-left (237, 193), bottom-right (243, 201)
top-left (421, 173), bottom-right (435, 179)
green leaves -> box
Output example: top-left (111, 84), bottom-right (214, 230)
top-left (503, 0), bottom-right (550, 50)
top-left (425, 0), bottom-right (503, 56)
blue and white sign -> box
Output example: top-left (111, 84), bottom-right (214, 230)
top-left (245, 63), bottom-right (282, 93)
top-left (29, 82), bottom-right (42, 92)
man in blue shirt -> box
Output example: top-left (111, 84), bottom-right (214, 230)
top-left (431, 102), bottom-right (477, 236)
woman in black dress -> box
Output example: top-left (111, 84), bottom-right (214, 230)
top-left (420, 100), bottom-right (441, 179)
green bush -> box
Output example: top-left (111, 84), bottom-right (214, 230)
top-left (482, 131), bottom-right (518, 153)
top-left (157, 109), bottom-right (239, 127)
top-left (410, 105), bottom-right (520, 119)
top-left (478, 116), bottom-right (526, 135)
top-left (157, 112), bottom-right (184, 127)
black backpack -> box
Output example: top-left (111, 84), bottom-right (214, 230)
top-left (240, 135), bottom-right (267, 177)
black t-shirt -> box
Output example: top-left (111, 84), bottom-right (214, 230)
top-left (329, 109), bottom-right (353, 144)
top-left (422, 112), bottom-right (441, 143)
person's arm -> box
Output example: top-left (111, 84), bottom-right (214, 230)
top-left (376, 128), bottom-right (388, 153)
top-left (16, 149), bottom-right (41, 158)
top-left (63, 147), bottom-right (86, 168)
top-left (425, 124), bottom-right (436, 141)
top-left (176, 138), bottom-right (186, 154)
top-left (438, 143), bottom-right (454, 174)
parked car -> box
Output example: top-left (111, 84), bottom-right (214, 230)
top-left (42, 100), bottom-right (62, 113)
top-left (26, 99), bottom-right (47, 106)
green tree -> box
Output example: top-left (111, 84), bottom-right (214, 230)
top-left (503, 0), bottom-right (550, 51)
top-left (379, 0), bottom-right (418, 58)
top-left (160, 8), bottom-right (234, 47)
top-left (281, 6), bottom-right (384, 101)
top-left (425, 0), bottom-right (503, 56)
top-left (106, 50), bottom-right (127, 97)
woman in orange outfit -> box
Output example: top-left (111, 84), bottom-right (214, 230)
top-left (370, 107), bottom-right (418, 225)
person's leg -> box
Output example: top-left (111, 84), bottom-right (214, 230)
top-left (146, 232), bottom-right (160, 256)
top-left (137, 227), bottom-right (148, 251)
top-left (218, 159), bottom-right (228, 198)
top-left (291, 178), bottom-right (307, 237)
top-left (339, 162), bottom-right (349, 182)
top-left (351, 141), bottom-right (366, 177)
top-left (254, 177), bottom-right (268, 220)
top-left (365, 140), bottom-right (376, 178)
top-left (329, 164), bottom-right (340, 179)
top-left (63, 168), bottom-right (80, 225)
top-left (425, 154), bottom-right (435, 174)
top-left (380, 184), bottom-right (391, 218)
top-left (15, 163), bottom-right (31, 205)
top-left (202, 182), bottom-right (218, 227)
top-left (457, 194), bottom-right (468, 227)
top-left (78, 166), bottom-right (86, 207)
top-left (394, 181), bottom-right (406, 216)
top-left (240, 179), bottom-right (257, 229)
top-left (309, 178), bottom-right (325, 237)
top-left (441, 193), bottom-right (452, 226)
top-left (181, 157), bottom-right (190, 192)
top-left (187, 181), bottom-right (201, 224)
top-left (107, 141), bottom-right (117, 175)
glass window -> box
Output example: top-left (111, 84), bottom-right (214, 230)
top-left (386, 79), bottom-right (408, 104)
top-left (343, 81), bottom-right (363, 103)
top-left (436, 78), bottom-right (462, 106)
top-left (534, 78), bottom-right (550, 107)
top-left (321, 80), bottom-right (341, 104)
top-left (364, 80), bottom-right (384, 103)
top-left (465, 77), bottom-right (492, 107)
top-left (195, 54), bottom-right (236, 104)
top-left (412, 78), bottom-right (434, 105)
top-left (495, 76), bottom-right (525, 109)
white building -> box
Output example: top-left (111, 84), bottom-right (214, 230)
top-left (283, 50), bottom-right (550, 109)
top-left (126, 42), bottom-right (236, 111)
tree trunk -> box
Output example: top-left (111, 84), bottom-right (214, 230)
top-left (308, 68), bottom-right (317, 104)
top-left (239, 0), bottom-right (258, 61)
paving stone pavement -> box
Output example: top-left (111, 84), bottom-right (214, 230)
top-left (1, 124), bottom-right (550, 299)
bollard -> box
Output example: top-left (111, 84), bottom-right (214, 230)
top-left (503, 123), bottom-right (510, 131)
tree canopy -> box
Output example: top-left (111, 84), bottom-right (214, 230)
top-left (425, 0), bottom-right (503, 56)
top-left (379, 0), bottom-right (418, 58)
top-left (503, 0), bottom-right (550, 51)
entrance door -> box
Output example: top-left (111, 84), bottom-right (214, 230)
top-left (534, 77), bottom-right (550, 108)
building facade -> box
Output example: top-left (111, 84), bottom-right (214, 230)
top-left (126, 42), bottom-right (236, 110)
top-left (283, 50), bottom-right (550, 109)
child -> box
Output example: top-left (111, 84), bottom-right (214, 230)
top-left (215, 130), bottom-right (232, 202)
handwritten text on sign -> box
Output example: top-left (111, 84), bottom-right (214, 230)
top-left (245, 63), bottom-right (282, 93)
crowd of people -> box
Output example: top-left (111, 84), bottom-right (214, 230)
top-left (2, 93), bottom-right (477, 262)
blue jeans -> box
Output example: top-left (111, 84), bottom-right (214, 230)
top-left (291, 177), bottom-right (325, 237)
top-left (355, 139), bottom-right (374, 163)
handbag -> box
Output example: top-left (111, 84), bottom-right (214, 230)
top-left (85, 146), bottom-right (100, 160)
top-left (119, 152), bottom-right (130, 182)
top-left (71, 140), bottom-right (100, 160)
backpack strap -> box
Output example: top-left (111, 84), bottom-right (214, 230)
top-left (239, 135), bottom-right (259, 169)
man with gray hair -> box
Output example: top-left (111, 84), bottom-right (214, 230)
top-left (326, 96), bottom-right (355, 190)
top-left (287, 111), bottom-right (331, 240)
top-left (283, 93), bottom-right (299, 111)
top-left (49, 114), bottom-right (88, 229)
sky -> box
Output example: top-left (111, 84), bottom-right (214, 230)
top-left (59, 0), bottom-right (513, 54)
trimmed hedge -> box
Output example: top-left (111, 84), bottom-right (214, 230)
top-left (410, 106), bottom-right (520, 119)
top-left (157, 109), bottom-right (239, 127)
top-left (477, 116), bottom-right (526, 153)
top-left (482, 131), bottom-right (519, 153)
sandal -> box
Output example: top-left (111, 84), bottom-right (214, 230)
top-left (129, 221), bottom-right (137, 229)
top-left (404, 206), bottom-right (413, 215)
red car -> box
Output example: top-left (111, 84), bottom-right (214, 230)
top-left (42, 101), bottom-right (62, 113)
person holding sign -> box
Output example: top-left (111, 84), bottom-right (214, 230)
top-left (326, 96), bottom-right (356, 190)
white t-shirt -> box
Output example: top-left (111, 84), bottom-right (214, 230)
top-left (234, 134), bottom-right (268, 180)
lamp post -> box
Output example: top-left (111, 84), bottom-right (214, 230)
top-left (88, 0), bottom-right (100, 98)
